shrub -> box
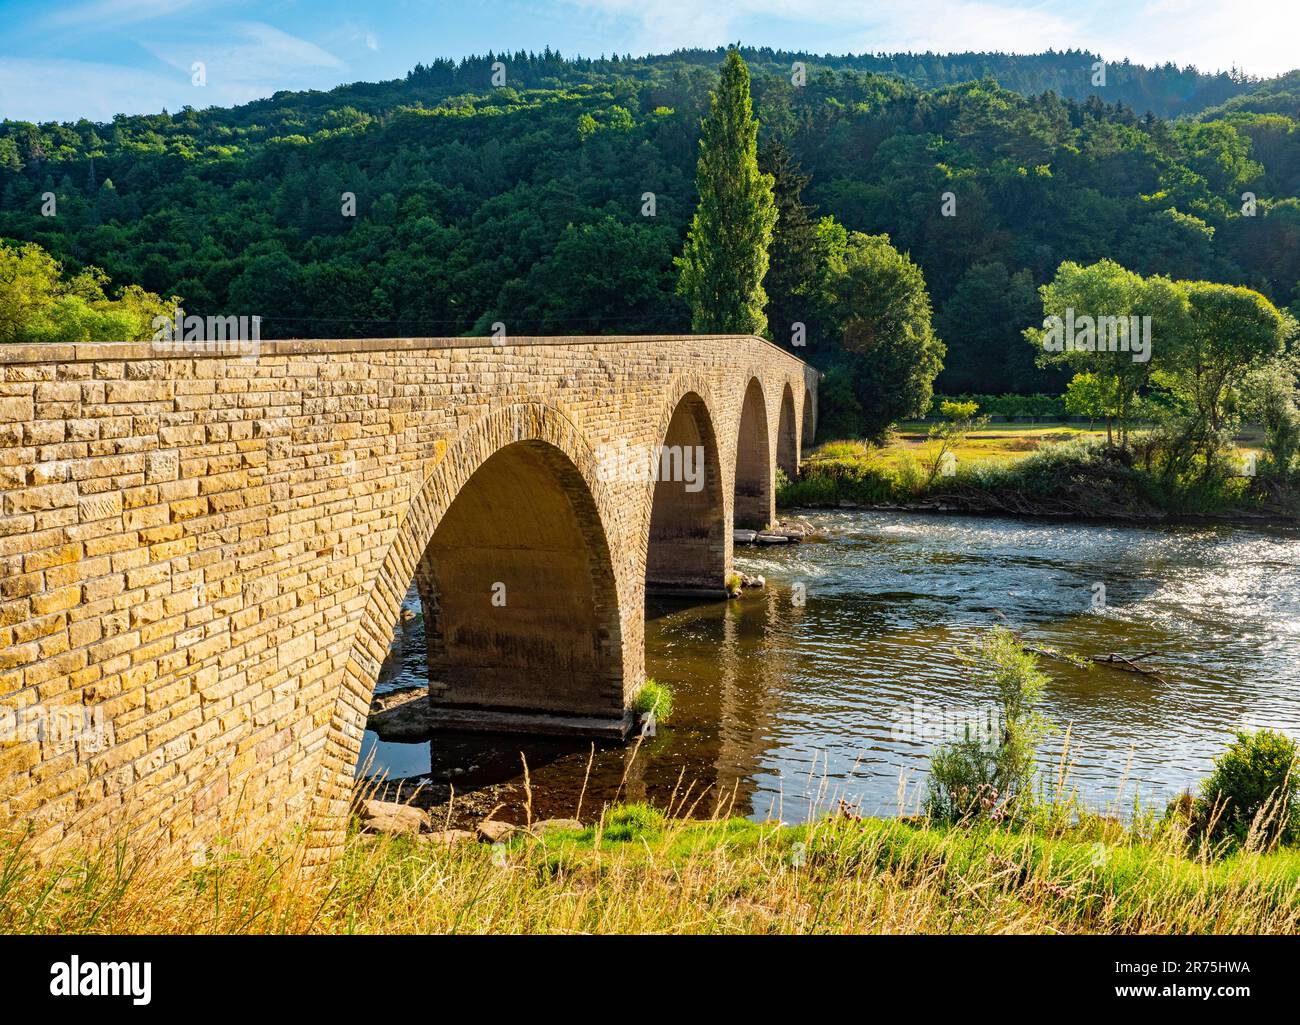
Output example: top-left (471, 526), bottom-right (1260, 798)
top-left (777, 442), bottom-right (907, 506)
top-left (1195, 729), bottom-right (1299, 849)
top-left (633, 678), bottom-right (674, 723)
top-left (926, 627), bottom-right (1052, 822)
top-left (929, 393), bottom-right (1068, 421)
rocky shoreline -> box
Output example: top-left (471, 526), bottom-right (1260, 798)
top-left (355, 795), bottom-right (583, 848)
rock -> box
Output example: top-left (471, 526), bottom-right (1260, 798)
top-left (755, 531), bottom-right (790, 544)
top-left (367, 690), bottom-right (436, 741)
top-left (477, 819), bottom-right (516, 844)
top-left (422, 829), bottom-right (476, 847)
top-left (733, 528), bottom-right (758, 544)
top-left (370, 685), bottom-right (426, 713)
top-left (358, 798), bottom-right (427, 836)
top-left (739, 573), bottom-right (765, 589)
top-left (400, 608), bottom-right (417, 623)
top-left (529, 818), bottom-right (583, 836)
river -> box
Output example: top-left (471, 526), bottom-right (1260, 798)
top-left (359, 511), bottom-right (1300, 825)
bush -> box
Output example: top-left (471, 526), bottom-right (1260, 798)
top-left (926, 627), bottom-right (1052, 822)
top-left (633, 678), bottom-right (674, 723)
top-left (929, 393), bottom-right (1068, 421)
top-left (1195, 729), bottom-right (1299, 849)
top-left (777, 443), bottom-right (906, 506)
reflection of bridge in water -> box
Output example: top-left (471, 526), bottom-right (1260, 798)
top-left (0, 335), bottom-right (814, 858)
top-left (365, 581), bottom-right (806, 827)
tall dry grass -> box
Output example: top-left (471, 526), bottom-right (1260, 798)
top-left (2, 789), bottom-right (1298, 934)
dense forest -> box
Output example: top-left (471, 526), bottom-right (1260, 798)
top-left (2, 47), bottom-right (1299, 398)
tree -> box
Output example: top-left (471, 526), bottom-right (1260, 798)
top-left (675, 50), bottom-right (778, 335)
top-left (923, 399), bottom-right (988, 487)
top-left (1240, 342), bottom-right (1300, 479)
top-left (758, 138), bottom-right (823, 350)
top-left (826, 231), bottom-right (946, 441)
top-left (1026, 259), bottom-right (1181, 447)
top-left (1158, 281), bottom-right (1286, 435)
top-left (1063, 371), bottom-right (1119, 430)
top-left (935, 262), bottom-right (1052, 393)
top-left (0, 239), bottom-right (174, 344)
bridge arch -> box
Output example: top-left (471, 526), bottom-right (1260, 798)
top-left (733, 377), bottom-right (773, 529)
top-left (645, 384), bottom-right (728, 593)
top-left (776, 382), bottom-right (799, 479)
top-left (801, 384), bottom-right (816, 451)
top-left (311, 402), bottom-right (636, 838)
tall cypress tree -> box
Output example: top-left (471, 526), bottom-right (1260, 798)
top-left (675, 50), bottom-right (777, 335)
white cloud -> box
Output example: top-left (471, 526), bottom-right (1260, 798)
top-left (44, 0), bottom-right (213, 31)
top-left (144, 21), bottom-right (345, 82)
top-left (562, 0), bottom-right (1300, 77)
top-left (0, 56), bottom-right (184, 121)
top-left (0, 23), bottom-right (348, 121)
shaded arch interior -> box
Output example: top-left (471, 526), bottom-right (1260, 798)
top-left (734, 378), bottom-right (772, 529)
top-left (645, 391), bottom-right (727, 593)
top-left (776, 383), bottom-right (798, 479)
top-left (411, 439), bottom-right (624, 720)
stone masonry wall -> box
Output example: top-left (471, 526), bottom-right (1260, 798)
top-left (0, 335), bottom-right (815, 861)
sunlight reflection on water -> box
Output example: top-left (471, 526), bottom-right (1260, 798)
top-left (361, 511), bottom-right (1300, 824)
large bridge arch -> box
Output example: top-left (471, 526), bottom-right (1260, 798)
top-left (310, 402), bottom-right (640, 842)
top-left (801, 383), bottom-right (816, 452)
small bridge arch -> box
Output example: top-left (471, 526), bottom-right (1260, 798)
top-left (733, 377), bottom-right (773, 529)
top-left (644, 383), bottom-right (727, 595)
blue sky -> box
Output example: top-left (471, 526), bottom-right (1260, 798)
top-left (1, 0), bottom-right (1297, 123)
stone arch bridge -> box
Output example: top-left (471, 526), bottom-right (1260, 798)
top-left (0, 336), bottom-right (814, 858)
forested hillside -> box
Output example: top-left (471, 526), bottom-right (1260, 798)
top-left (2, 47), bottom-right (1298, 394)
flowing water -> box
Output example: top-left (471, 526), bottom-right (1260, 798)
top-left (359, 511), bottom-right (1300, 825)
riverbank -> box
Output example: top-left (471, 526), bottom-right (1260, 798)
top-left (4, 804), bottom-right (1298, 934)
top-left (782, 432), bottom-right (1299, 526)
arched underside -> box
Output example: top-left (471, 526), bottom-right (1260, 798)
top-left (414, 439), bottom-right (625, 726)
top-left (776, 383), bottom-right (798, 479)
top-left (801, 387), bottom-right (816, 451)
top-left (310, 405), bottom-right (636, 855)
top-left (734, 378), bottom-right (773, 529)
top-left (645, 392), bottom-right (727, 594)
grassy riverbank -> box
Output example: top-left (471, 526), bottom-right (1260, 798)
top-left (3, 803), bottom-right (1298, 934)
top-left (782, 427), bottom-right (1297, 523)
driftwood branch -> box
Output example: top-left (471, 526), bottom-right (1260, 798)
top-left (1092, 652), bottom-right (1168, 685)
top-left (995, 616), bottom-right (1167, 684)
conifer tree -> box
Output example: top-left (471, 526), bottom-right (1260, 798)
top-left (676, 50), bottom-right (777, 335)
